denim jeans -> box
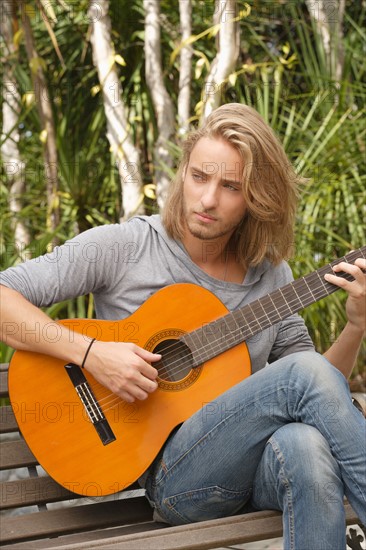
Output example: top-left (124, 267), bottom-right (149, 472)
top-left (145, 351), bottom-right (366, 549)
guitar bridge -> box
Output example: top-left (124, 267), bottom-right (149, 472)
top-left (65, 363), bottom-right (116, 446)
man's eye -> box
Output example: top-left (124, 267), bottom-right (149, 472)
top-left (192, 173), bottom-right (205, 181)
top-left (224, 184), bottom-right (239, 191)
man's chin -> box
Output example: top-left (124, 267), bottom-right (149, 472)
top-left (187, 221), bottom-right (226, 241)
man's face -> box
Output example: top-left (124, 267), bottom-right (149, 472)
top-left (182, 136), bottom-right (247, 241)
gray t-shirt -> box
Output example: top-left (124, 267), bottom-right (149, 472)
top-left (0, 215), bottom-right (314, 371)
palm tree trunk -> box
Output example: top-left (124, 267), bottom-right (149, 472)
top-left (178, 0), bottom-right (192, 137)
top-left (201, 0), bottom-right (240, 121)
top-left (21, 8), bottom-right (60, 242)
top-left (144, 0), bottom-right (175, 209)
top-left (1, 0), bottom-right (30, 258)
top-left (88, 0), bottom-right (145, 220)
top-left (305, 0), bottom-right (345, 82)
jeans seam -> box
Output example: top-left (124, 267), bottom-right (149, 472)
top-left (163, 485), bottom-right (251, 525)
top-left (269, 439), bottom-right (295, 550)
top-left (163, 498), bottom-right (189, 524)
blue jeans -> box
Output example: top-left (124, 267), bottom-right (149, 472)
top-left (145, 351), bottom-right (366, 549)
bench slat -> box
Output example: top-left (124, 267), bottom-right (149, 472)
top-left (0, 405), bottom-right (18, 433)
top-left (38, 503), bottom-right (359, 550)
top-left (99, 513), bottom-right (283, 550)
top-left (0, 439), bottom-right (38, 470)
top-left (0, 505), bottom-right (361, 550)
top-left (0, 370), bottom-right (9, 398)
top-left (0, 522), bottom-right (163, 549)
top-left (0, 496), bottom-right (153, 543)
top-left (1, 475), bottom-right (77, 509)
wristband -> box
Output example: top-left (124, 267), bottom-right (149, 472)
top-left (81, 338), bottom-right (96, 369)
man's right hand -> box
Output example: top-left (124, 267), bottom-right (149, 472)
top-left (84, 341), bottom-right (161, 403)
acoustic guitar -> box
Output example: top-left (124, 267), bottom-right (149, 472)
top-left (8, 247), bottom-right (365, 496)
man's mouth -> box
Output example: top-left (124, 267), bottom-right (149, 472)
top-left (194, 212), bottom-right (217, 223)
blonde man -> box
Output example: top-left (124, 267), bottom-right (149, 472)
top-left (1, 104), bottom-right (365, 548)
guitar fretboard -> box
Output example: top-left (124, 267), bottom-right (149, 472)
top-left (182, 247), bottom-right (365, 366)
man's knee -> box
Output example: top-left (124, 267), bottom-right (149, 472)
top-left (253, 423), bottom-right (343, 508)
top-left (272, 423), bottom-right (338, 469)
top-left (287, 351), bottom-right (347, 388)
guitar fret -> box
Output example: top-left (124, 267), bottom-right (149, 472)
top-left (278, 288), bottom-right (293, 315)
top-left (296, 279), bottom-right (314, 308)
top-left (258, 297), bottom-right (272, 325)
top-left (234, 308), bottom-right (254, 337)
top-left (315, 269), bottom-right (332, 295)
top-left (227, 313), bottom-right (240, 332)
top-left (183, 331), bottom-right (204, 360)
top-left (268, 294), bottom-right (282, 322)
top-left (222, 315), bottom-right (234, 336)
top-left (303, 271), bottom-right (328, 296)
top-left (248, 302), bottom-right (265, 331)
top-left (261, 294), bottom-right (284, 323)
top-left (224, 314), bottom-right (243, 345)
top-left (304, 273), bottom-right (330, 305)
top-left (291, 283), bottom-right (305, 308)
top-left (279, 283), bottom-right (302, 314)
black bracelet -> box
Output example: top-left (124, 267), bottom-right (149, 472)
top-left (81, 338), bottom-right (96, 369)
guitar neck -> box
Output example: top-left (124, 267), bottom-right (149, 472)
top-left (182, 247), bottom-right (365, 366)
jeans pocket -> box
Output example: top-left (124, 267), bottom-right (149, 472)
top-left (162, 485), bottom-right (251, 525)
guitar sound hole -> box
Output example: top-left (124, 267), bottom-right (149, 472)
top-left (154, 339), bottom-right (193, 382)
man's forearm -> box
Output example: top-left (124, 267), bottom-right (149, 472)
top-left (324, 321), bottom-right (364, 379)
top-left (0, 285), bottom-right (88, 364)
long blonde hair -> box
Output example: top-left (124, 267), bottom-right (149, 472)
top-left (162, 103), bottom-right (301, 267)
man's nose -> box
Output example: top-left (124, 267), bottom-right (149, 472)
top-left (201, 183), bottom-right (220, 210)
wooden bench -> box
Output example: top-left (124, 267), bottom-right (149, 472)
top-left (1, 362), bottom-right (365, 549)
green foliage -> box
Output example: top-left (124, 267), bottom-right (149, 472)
top-left (1, 0), bottom-right (365, 370)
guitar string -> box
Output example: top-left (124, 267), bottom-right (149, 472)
top-left (91, 271), bottom-right (352, 411)
top-left (89, 251), bottom-right (364, 412)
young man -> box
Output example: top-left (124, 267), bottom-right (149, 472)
top-left (1, 104), bottom-right (365, 548)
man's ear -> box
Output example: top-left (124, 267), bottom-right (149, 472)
top-left (182, 164), bottom-right (187, 181)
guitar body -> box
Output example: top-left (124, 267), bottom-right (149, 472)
top-left (9, 284), bottom-right (251, 496)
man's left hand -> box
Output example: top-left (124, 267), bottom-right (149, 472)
top-left (324, 257), bottom-right (366, 334)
